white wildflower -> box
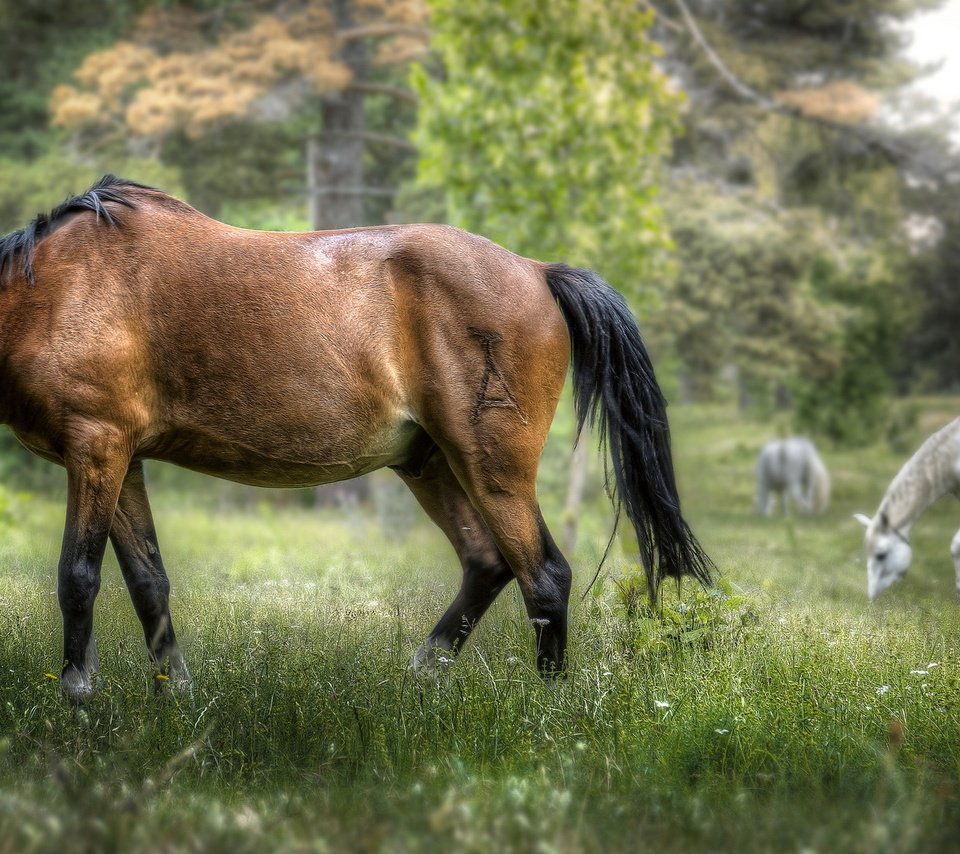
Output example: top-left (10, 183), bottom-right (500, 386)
top-left (654, 700), bottom-right (671, 709)
top-left (877, 685), bottom-right (891, 696)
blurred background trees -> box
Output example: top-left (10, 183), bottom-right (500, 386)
top-left (652, 0), bottom-right (946, 442)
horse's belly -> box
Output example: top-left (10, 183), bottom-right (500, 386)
top-left (145, 416), bottom-right (420, 488)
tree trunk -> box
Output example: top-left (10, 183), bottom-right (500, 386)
top-left (309, 89), bottom-right (366, 229)
top-left (774, 383), bottom-right (792, 410)
top-left (310, 0), bottom-right (368, 231)
top-left (678, 367), bottom-right (694, 405)
top-left (738, 374), bottom-right (752, 413)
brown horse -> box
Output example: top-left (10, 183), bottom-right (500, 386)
top-left (0, 176), bottom-right (710, 702)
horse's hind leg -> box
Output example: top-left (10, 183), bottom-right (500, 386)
top-left (397, 452), bottom-right (514, 674)
top-left (109, 461), bottom-right (191, 693)
top-left (58, 430), bottom-right (130, 703)
top-left (440, 444), bottom-right (572, 676)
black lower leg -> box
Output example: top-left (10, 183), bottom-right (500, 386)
top-left (123, 561), bottom-right (177, 665)
top-left (59, 556), bottom-right (102, 679)
top-left (110, 462), bottom-right (186, 684)
top-left (427, 553), bottom-right (514, 653)
top-left (528, 519), bottom-right (572, 677)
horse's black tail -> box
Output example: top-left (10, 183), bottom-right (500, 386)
top-left (545, 263), bottom-right (712, 600)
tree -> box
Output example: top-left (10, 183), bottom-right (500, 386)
top-left (659, 0), bottom-right (943, 205)
top-left (657, 187), bottom-right (843, 408)
top-left (413, 0), bottom-right (680, 292)
top-left (648, 0), bottom-right (941, 422)
top-left (51, 0), bottom-right (427, 228)
top-left (0, 1), bottom-right (176, 235)
top-left (901, 151), bottom-right (960, 391)
top-left (0, 0), bottom-right (150, 160)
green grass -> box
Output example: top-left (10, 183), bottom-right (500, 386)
top-left (3, 400), bottom-right (960, 851)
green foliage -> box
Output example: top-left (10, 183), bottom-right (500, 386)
top-left (659, 189), bottom-right (842, 403)
top-left (672, 0), bottom-right (942, 224)
top-left (902, 155), bottom-right (960, 391)
top-left (412, 0), bottom-right (680, 298)
top-left (0, 1), bottom-right (156, 231)
top-left (615, 576), bottom-right (760, 647)
top-left (659, 177), bottom-right (914, 437)
top-left (0, 0), bottom-right (144, 159)
top-left (792, 245), bottom-right (911, 445)
top-left (658, 0), bottom-right (943, 410)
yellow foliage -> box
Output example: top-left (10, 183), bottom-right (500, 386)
top-left (50, 86), bottom-right (104, 128)
top-left (776, 80), bottom-right (878, 126)
top-left (52, 0), bottom-right (427, 139)
top-left (308, 61), bottom-right (354, 92)
top-left (125, 87), bottom-right (188, 138)
top-left (72, 41), bottom-right (154, 90)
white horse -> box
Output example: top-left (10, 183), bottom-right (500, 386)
top-left (856, 416), bottom-right (960, 601)
top-left (756, 437), bottom-right (830, 517)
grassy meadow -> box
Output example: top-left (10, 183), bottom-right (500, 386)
top-left (2, 398), bottom-right (960, 851)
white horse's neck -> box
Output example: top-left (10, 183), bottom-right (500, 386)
top-left (879, 417), bottom-right (960, 534)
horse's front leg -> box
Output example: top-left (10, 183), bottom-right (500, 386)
top-left (951, 530), bottom-right (960, 598)
top-left (755, 477), bottom-right (770, 517)
top-left (58, 430), bottom-right (129, 703)
top-left (110, 461), bottom-right (191, 694)
top-left (787, 480), bottom-right (807, 515)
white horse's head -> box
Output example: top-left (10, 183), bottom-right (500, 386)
top-left (854, 512), bottom-right (913, 601)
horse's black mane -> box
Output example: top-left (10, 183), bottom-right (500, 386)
top-left (0, 174), bottom-right (155, 286)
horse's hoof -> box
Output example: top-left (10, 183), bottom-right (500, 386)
top-left (408, 642), bottom-right (453, 679)
top-left (59, 667), bottom-right (95, 705)
top-left (155, 659), bottom-right (194, 698)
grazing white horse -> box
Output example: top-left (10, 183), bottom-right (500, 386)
top-left (756, 437), bottom-right (830, 517)
top-left (856, 416), bottom-right (960, 601)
